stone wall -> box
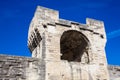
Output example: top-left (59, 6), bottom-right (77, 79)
top-left (108, 65), bottom-right (120, 80)
top-left (0, 54), bottom-right (120, 80)
top-left (0, 54), bottom-right (41, 80)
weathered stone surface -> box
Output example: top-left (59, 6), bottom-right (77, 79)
top-left (108, 65), bottom-right (120, 80)
top-left (27, 6), bottom-right (109, 80)
top-left (0, 55), bottom-right (40, 80)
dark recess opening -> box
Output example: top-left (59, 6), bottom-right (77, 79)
top-left (60, 30), bottom-right (89, 62)
top-left (29, 28), bottom-right (42, 52)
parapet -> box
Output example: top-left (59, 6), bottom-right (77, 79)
top-left (34, 6), bottom-right (59, 22)
top-left (86, 18), bottom-right (104, 28)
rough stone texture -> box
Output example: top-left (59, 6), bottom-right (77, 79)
top-left (27, 6), bottom-right (109, 80)
top-left (0, 6), bottom-right (111, 80)
top-left (0, 54), bottom-right (42, 80)
top-left (0, 54), bottom-right (119, 80)
top-left (108, 65), bottom-right (120, 80)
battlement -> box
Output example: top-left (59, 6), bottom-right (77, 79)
top-left (34, 6), bottom-right (59, 22)
top-left (33, 6), bottom-right (104, 28)
top-left (86, 18), bottom-right (104, 28)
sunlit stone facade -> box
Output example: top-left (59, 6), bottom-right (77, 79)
top-left (27, 6), bottom-right (109, 80)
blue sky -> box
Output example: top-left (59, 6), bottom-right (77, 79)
top-left (0, 0), bottom-right (120, 65)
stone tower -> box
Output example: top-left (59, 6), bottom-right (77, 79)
top-left (28, 6), bottom-right (109, 80)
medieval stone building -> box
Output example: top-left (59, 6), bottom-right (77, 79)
top-left (0, 6), bottom-right (118, 80)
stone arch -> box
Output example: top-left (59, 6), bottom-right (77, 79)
top-left (60, 30), bottom-right (90, 63)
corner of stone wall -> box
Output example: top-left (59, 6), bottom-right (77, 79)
top-left (0, 54), bottom-right (41, 80)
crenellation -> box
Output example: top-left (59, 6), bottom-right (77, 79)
top-left (86, 18), bottom-right (104, 28)
top-left (34, 6), bottom-right (59, 23)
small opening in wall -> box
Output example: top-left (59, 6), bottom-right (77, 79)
top-left (43, 25), bottom-right (47, 28)
top-left (100, 35), bottom-right (104, 39)
top-left (60, 30), bottom-right (90, 63)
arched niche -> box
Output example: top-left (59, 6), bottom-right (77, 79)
top-left (60, 30), bottom-right (90, 63)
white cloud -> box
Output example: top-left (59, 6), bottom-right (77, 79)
top-left (107, 29), bottom-right (120, 39)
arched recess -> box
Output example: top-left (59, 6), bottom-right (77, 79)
top-left (60, 30), bottom-right (90, 63)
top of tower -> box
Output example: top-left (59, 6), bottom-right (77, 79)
top-left (34, 6), bottom-right (59, 22)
